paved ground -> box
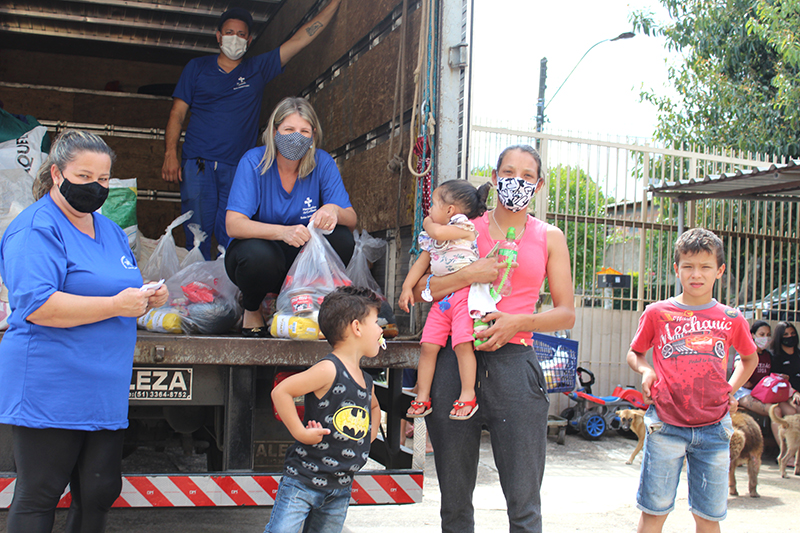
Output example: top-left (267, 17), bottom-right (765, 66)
top-left (2, 428), bottom-right (799, 532)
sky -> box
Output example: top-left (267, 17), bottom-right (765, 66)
top-left (470, 0), bottom-right (677, 140)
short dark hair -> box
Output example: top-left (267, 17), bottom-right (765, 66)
top-left (218, 7), bottom-right (253, 33)
top-left (673, 228), bottom-right (724, 267)
top-left (436, 180), bottom-right (491, 219)
top-left (750, 320), bottom-right (770, 335)
top-left (318, 286), bottom-right (381, 347)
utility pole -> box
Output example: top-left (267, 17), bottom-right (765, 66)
top-left (536, 57), bottom-right (547, 149)
top-left (538, 31), bottom-right (635, 134)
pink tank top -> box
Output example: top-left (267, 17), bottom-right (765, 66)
top-left (474, 212), bottom-right (548, 345)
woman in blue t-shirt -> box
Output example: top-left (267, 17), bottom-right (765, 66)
top-left (0, 130), bottom-right (168, 533)
top-left (225, 97), bottom-right (357, 336)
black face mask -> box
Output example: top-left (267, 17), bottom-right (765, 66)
top-left (781, 335), bottom-right (798, 348)
top-left (59, 174), bottom-right (108, 213)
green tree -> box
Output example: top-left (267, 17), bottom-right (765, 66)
top-left (546, 165), bottom-right (610, 295)
top-left (633, 0), bottom-right (800, 157)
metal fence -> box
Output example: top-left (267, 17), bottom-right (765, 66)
top-left (469, 121), bottom-right (794, 408)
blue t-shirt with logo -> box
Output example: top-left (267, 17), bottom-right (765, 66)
top-left (226, 147), bottom-right (352, 226)
top-left (173, 49), bottom-right (284, 166)
top-left (0, 194), bottom-right (143, 430)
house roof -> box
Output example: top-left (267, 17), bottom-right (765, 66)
top-left (649, 160), bottom-right (800, 202)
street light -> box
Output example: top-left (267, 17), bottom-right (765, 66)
top-left (536, 31), bottom-right (635, 132)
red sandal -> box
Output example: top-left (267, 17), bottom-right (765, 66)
top-left (449, 397), bottom-right (479, 420)
top-left (407, 399), bottom-right (432, 418)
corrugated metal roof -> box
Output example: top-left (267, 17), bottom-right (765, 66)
top-left (0, 0), bottom-right (282, 63)
top-left (649, 160), bottom-right (800, 202)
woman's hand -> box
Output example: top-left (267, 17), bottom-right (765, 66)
top-left (281, 224), bottom-right (312, 247)
top-left (474, 311), bottom-right (525, 351)
top-left (466, 257), bottom-right (502, 285)
top-left (147, 285), bottom-right (169, 310)
top-left (310, 205), bottom-right (339, 232)
top-left (113, 287), bottom-right (155, 317)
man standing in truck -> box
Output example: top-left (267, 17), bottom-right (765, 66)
top-left (161, 0), bottom-right (342, 259)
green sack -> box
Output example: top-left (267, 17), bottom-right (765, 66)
top-left (99, 178), bottom-right (138, 252)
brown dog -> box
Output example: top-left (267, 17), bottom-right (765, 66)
top-left (618, 409), bottom-right (646, 464)
top-left (768, 404), bottom-right (800, 478)
top-left (729, 411), bottom-right (763, 497)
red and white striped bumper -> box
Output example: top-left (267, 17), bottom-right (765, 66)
top-left (0, 472), bottom-right (423, 508)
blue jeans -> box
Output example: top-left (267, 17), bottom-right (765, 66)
top-left (180, 158), bottom-right (235, 259)
top-left (264, 475), bottom-right (351, 533)
top-left (637, 406), bottom-right (733, 521)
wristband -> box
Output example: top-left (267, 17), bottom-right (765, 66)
top-left (421, 274), bottom-right (434, 302)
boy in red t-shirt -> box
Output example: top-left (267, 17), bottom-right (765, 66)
top-left (627, 228), bottom-right (757, 533)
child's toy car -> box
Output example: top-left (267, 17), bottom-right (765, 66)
top-left (560, 367), bottom-right (646, 440)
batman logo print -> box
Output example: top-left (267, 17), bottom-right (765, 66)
top-left (332, 405), bottom-right (369, 440)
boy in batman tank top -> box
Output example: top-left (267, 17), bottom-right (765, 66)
top-left (266, 287), bottom-right (383, 533)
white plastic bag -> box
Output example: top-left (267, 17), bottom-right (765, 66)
top-left (0, 169), bottom-right (35, 240)
top-left (275, 221), bottom-right (351, 318)
top-left (345, 229), bottom-right (386, 296)
top-left (0, 279), bottom-right (10, 331)
top-left (0, 163), bottom-right (37, 332)
top-left (166, 246), bottom-right (242, 334)
top-left (0, 125), bottom-right (48, 180)
top-left (141, 211), bottom-right (193, 282)
top-left (180, 223), bottom-right (207, 270)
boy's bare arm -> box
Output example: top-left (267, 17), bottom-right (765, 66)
top-left (370, 386), bottom-right (380, 442)
top-left (271, 361), bottom-right (335, 445)
top-left (627, 348), bottom-right (657, 404)
top-left (423, 216), bottom-right (475, 242)
top-left (729, 351), bottom-right (757, 392)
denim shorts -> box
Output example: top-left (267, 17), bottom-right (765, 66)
top-left (636, 406), bottom-right (733, 521)
top-left (264, 475), bottom-right (352, 533)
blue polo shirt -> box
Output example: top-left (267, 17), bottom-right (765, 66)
top-left (226, 147), bottom-right (352, 226)
top-left (0, 194), bottom-right (143, 430)
top-left (174, 49), bottom-right (284, 166)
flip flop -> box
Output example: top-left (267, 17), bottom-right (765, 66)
top-left (449, 397), bottom-right (479, 420)
top-left (407, 399), bottom-right (432, 418)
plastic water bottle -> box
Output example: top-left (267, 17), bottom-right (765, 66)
top-left (492, 227), bottom-right (518, 299)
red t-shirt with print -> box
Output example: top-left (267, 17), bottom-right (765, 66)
top-left (630, 298), bottom-right (757, 427)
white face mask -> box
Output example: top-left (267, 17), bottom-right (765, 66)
top-left (220, 35), bottom-right (247, 60)
top-left (754, 336), bottom-right (771, 349)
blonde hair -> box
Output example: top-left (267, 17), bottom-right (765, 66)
top-left (32, 130), bottom-right (115, 200)
top-left (259, 97), bottom-right (323, 178)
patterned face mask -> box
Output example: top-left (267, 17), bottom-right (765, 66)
top-left (754, 336), bottom-right (771, 349)
top-left (496, 176), bottom-right (539, 212)
top-left (274, 131), bottom-right (314, 161)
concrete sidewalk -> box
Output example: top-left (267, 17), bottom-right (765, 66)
top-left (342, 429), bottom-right (800, 533)
top-left (3, 428), bottom-right (798, 532)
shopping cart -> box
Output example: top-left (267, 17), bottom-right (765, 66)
top-left (532, 332), bottom-right (579, 444)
